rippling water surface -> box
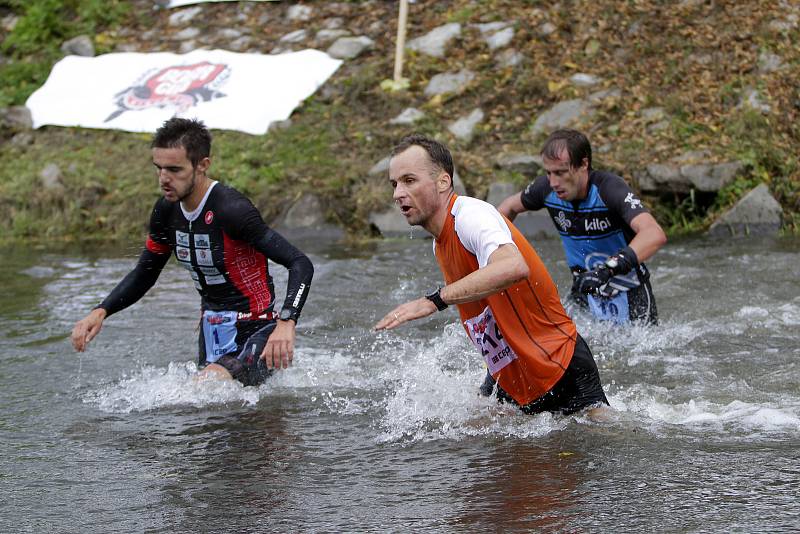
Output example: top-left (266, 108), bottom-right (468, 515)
top-left (1, 234), bottom-right (798, 532)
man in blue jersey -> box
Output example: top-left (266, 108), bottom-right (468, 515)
top-left (497, 129), bottom-right (666, 325)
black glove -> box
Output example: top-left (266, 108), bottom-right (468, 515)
top-left (575, 266), bottom-right (613, 295)
top-left (605, 246), bottom-right (638, 276)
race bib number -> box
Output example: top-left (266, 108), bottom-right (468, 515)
top-left (201, 310), bottom-right (239, 363)
top-left (588, 292), bottom-right (629, 325)
top-left (464, 306), bottom-right (517, 375)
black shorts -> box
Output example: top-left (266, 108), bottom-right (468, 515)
top-left (482, 334), bottom-right (609, 415)
top-left (198, 320), bottom-right (276, 387)
top-left (569, 276), bottom-right (658, 325)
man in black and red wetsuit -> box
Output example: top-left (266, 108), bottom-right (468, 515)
top-left (71, 118), bottom-right (313, 386)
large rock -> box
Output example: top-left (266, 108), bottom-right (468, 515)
top-left (485, 27), bottom-right (514, 50)
top-left (174, 27), bottom-right (200, 41)
top-left (0, 106), bottom-right (33, 131)
top-left (61, 35), bottom-right (94, 57)
top-left (315, 29), bottom-right (350, 45)
top-left (531, 99), bottom-right (595, 135)
top-left (369, 206), bottom-right (410, 236)
top-left (407, 22), bottom-right (461, 58)
top-left (389, 107), bottom-right (425, 125)
top-left (448, 108), bottom-right (484, 141)
top-left (327, 36), bottom-right (374, 60)
top-left (424, 69), bottom-right (475, 97)
top-left (280, 29), bottom-right (307, 43)
top-left (274, 194), bottom-right (344, 238)
top-left (494, 153), bottom-right (542, 177)
top-left (286, 4), bottom-right (313, 22)
top-left (168, 7), bottom-right (202, 26)
top-left (486, 182), bottom-right (558, 238)
top-left (638, 155), bottom-right (745, 193)
top-left (708, 184), bottom-right (783, 237)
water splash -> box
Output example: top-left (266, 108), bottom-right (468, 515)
top-left (83, 361), bottom-right (262, 413)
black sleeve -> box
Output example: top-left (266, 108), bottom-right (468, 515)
top-left (595, 172), bottom-right (649, 226)
top-left (519, 175), bottom-right (550, 211)
top-left (224, 194), bottom-right (314, 321)
top-left (252, 230), bottom-right (314, 320)
top-left (97, 200), bottom-right (172, 317)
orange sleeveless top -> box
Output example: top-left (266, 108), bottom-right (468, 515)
top-left (435, 195), bottom-right (577, 405)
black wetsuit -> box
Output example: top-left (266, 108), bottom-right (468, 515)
top-left (520, 171), bottom-right (657, 325)
top-left (97, 182), bottom-right (313, 385)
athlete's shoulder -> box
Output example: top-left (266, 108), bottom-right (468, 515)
top-left (452, 195), bottom-right (497, 216)
top-left (521, 175), bottom-right (551, 209)
top-left (591, 170), bottom-right (648, 215)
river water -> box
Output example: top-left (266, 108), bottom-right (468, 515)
top-left (1, 233), bottom-right (798, 532)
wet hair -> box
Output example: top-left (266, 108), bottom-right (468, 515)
top-left (541, 129), bottom-right (592, 170)
top-left (151, 117), bottom-right (212, 167)
top-left (391, 134), bottom-right (455, 186)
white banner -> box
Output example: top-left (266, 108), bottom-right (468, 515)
top-left (166, 0), bottom-right (277, 6)
top-left (26, 49), bottom-right (342, 135)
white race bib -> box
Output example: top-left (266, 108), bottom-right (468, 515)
top-left (464, 306), bottom-right (517, 375)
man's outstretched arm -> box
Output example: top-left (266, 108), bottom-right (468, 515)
top-left (374, 244), bottom-right (527, 330)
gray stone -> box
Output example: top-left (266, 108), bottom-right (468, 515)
top-left (485, 182), bottom-right (558, 238)
top-left (268, 119), bottom-right (293, 132)
top-left (61, 35), bottom-right (95, 57)
top-left (474, 21), bottom-right (512, 34)
top-left (0, 106), bottom-right (33, 130)
top-left (389, 107), bottom-right (425, 125)
top-left (229, 36), bottom-right (254, 51)
top-left (485, 27), bottom-right (514, 50)
top-left (40, 164), bottom-right (65, 192)
top-left (424, 69), bottom-right (476, 97)
top-left (641, 107), bottom-right (665, 122)
top-left (115, 43), bottom-right (139, 53)
top-left (539, 22), bottom-right (557, 36)
top-left (495, 153), bottom-right (543, 177)
top-left (407, 22), bottom-right (461, 58)
top-left (449, 108), bottom-right (484, 141)
top-left (280, 29), bottom-right (308, 43)
top-left (369, 205), bottom-right (411, 236)
top-left (531, 99), bottom-right (595, 135)
top-left (1, 15), bottom-right (18, 32)
top-left (174, 27), bottom-right (200, 41)
top-left (708, 184), bottom-right (783, 237)
top-left (316, 29), bottom-right (350, 44)
top-left (169, 6), bottom-right (202, 26)
top-left (639, 158), bottom-right (744, 193)
top-left (647, 120), bottom-right (669, 133)
top-left (496, 48), bottom-right (523, 68)
top-left (485, 182), bottom-right (519, 206)
top-left (179, 40), bottom-right (197, 54)
top-left (368, 156), bottom-right (391, 177)
top-left (216, 28), bottom-right (244, 40)
top-left (452, 169), bottom-right (467, 196)
top-left (10, 132), bottom-right (34, 147)
top-left (570, 73), bottom-right (601, 87)
top-left (287, 4), bottom-right (313, 22)
top-left (327, 36), bottom-right (374, 60)
top-left (281, 194), bottom-right (326, 228)
top-left (743, 88), bottom-right (770, 113)
top-left (324, 17), bottom-right (345, 30)
top-left (587, 87), bottom-right (621, 103)
top-left (758, 51), bottom-right (784, 72)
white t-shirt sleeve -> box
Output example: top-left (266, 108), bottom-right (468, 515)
top-left (452, 197), bottom-right (515, 268)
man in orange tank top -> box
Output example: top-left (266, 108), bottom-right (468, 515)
top-left (374, 134), bottom-right (608, 415)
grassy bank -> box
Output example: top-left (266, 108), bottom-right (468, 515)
top-left (1, 0), bottom-right (798, 243)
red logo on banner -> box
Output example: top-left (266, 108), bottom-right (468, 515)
top-left (205, 210), bottom-right (214, 224)
top-left (105, 61), bottom-right (230, 122)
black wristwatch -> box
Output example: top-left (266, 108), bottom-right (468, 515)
top-left (425, 287), bottom-right (448, 311)
top-left (279, 307), bottom-right (299, 322)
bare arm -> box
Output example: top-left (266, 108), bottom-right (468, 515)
top-left (628, 212), bottom-right (667, 263)
top-left (496, 192), bottom-right (527, 222)
top-left (374, 244), bottom-right (528, 330)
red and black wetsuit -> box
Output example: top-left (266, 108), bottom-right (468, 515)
top-left (97, 182), bottom-right (313, 380)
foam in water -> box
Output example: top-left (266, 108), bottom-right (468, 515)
top-left (83, 361), bottom-right (262, 413)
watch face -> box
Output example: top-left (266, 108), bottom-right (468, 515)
top-left (279, 309), bottom-right (292, 321)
